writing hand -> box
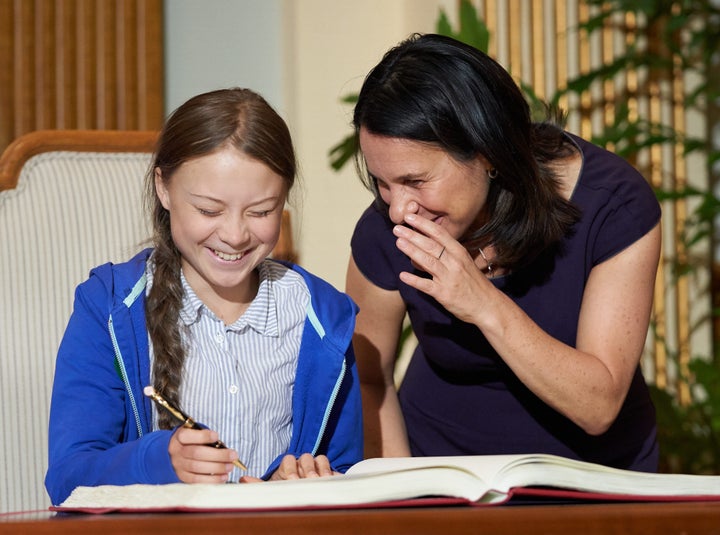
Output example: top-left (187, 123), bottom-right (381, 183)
top-left (169, 426), bottom-right (240, 484)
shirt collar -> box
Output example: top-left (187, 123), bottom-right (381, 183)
top-left (178, 261), bottom-right (280, 336)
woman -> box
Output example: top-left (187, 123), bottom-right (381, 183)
top-left (46, 88), bottom-right (362, 505)
top-left (347, 34), bottom-right (661, 471)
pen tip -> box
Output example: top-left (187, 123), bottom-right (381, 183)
top-left (143, 386), bottom-right (156, 397)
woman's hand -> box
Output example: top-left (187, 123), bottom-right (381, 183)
top-left (168, 427), bottom-right (239, 484)
top-left (240, 454), bottom-right (338, 483)
top-left (393, 212), bottom-right (493, 325)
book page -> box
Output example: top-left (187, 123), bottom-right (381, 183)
top-left (58, 465), bottom-right (494, 511)
top-left (348, 454), bottom-right (531, 489)
top-left (350, 454), bottom-right (720, 497)
top-left (497, 455), bottom-right (720, 497)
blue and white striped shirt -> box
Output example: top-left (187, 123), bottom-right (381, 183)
top-left (147, 258), bottom-right (309, 480)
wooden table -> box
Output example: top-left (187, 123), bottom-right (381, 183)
top-left (2, 501), bottom-right (720, 535)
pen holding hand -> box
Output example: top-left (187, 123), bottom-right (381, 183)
top-left (143, 386), bottom-right (247, 471)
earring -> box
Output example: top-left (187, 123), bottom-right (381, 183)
top-left (487, 168), bottom-right (498, 179)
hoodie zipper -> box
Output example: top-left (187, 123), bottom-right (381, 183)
top-left (312, 358), bottom-right (347, 454)
top-left (109, 315), bottom-right (143, 437)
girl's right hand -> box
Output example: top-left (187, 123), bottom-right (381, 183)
top-left (168, 426), bottom-right (239, 483)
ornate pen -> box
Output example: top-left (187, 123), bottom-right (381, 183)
top-left (143, 386), bottom-right (247, 471)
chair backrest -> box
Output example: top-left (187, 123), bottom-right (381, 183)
top-left (0, 129), bottom-right (296, 512)
top-left (0, 130), bottom-right (155, 512)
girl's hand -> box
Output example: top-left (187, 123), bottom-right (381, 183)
top-left (271, 453), bottom-right (338, 480)
top-left (168, 427), bottom-right (239, 484)
top-left (241, 453), bottom-right (338, 482)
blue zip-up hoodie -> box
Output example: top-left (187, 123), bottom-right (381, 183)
top-left (45, 249), bottom-right (363, 505)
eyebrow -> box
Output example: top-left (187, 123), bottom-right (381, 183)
top-left (188, 192), bottom-right (224, 203)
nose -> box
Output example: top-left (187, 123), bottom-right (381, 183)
top-left (218, 213), bottom-right (250, 248)
top-left (386, 187), bottom-right (419, 225)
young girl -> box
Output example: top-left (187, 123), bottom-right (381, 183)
top-left (45, 88), bottom-right (362, 505)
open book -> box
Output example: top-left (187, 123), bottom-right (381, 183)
top-left (54, 453), bottom-right (720, 513)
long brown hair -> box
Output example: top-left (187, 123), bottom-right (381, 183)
top-left (144, 88), bottom-right (296, 428)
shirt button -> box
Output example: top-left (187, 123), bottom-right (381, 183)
top-left (215, 332), bottom-right (224, 343)
top-left (229, 384), bottom-right (239, 394)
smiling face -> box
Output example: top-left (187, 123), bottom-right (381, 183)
top-left (359, 128), bottom-right (491, 241)
top-left (155, 145), bottom-right (287, 306)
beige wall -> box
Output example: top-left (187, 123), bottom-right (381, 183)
top-left (282, 0), bottom-right (456, 289)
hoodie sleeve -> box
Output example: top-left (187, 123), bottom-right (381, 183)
top-left (44, 270), bottom-right (180, 505)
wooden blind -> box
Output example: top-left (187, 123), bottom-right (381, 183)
top-left (0, 0), bottom-right (164, 153)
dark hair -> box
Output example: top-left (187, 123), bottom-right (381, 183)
top-left (144, 87), bottom-right (296, 428)
top-left (353, 33), bottom-right (579, 268)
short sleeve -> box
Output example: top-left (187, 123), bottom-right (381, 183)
top-left (594, 177), bottom-right (660, 265)
top-left (571, 137), bottom-right (661, 266)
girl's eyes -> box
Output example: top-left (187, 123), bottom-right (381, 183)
top-left (196, 207), bottom-right (274, 217)
top-left (198, 208), bottom-right (220, 216)
top-left (250, 210), bottom-right (272, 217)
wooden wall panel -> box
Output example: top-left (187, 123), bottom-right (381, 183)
top-left (0, 0), bottom-right (164, 152)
